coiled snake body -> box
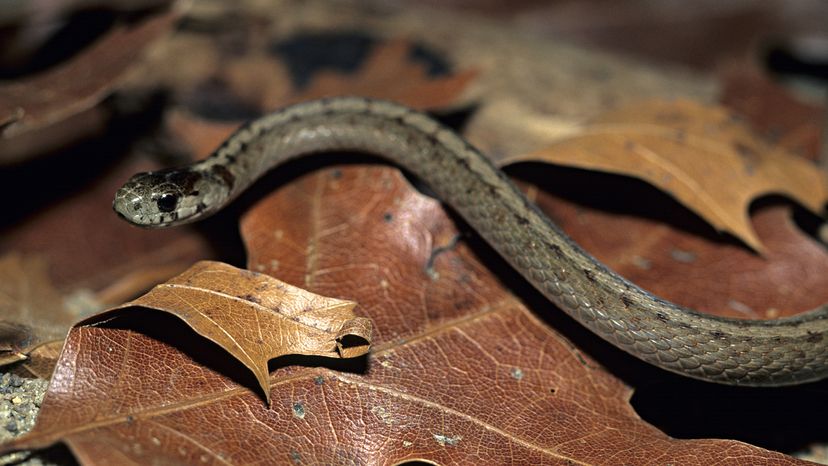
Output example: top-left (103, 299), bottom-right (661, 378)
top-left (114, 97), bottom-right (828, 386)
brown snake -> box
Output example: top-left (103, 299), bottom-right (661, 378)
top-left (113, 97), bottom-right (828, 386)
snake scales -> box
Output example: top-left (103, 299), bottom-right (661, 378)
top-left (113, 97), bottom-right (828, 386)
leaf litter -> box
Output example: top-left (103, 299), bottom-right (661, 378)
top-left (0, 1), bottom-right (824, 464)
top-left (0, 167), bottom-right (809, 464)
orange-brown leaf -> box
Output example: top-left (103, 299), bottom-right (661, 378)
top-left (503, 98), bottom-right (828, 252)
top-left (238, 165), bottom-right (801, 464)
top-left (105, 260), bottom-right (372, 404)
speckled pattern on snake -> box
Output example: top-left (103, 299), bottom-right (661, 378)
top-left (113, 97), bottom-right (828, 386)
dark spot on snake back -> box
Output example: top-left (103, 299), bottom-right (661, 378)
top-left (211, 165), bottom-right (236, 188)
top-left (167, 169), bottom-right (203, 193)
top-left (807, 331), bottom-right (823, 343)
top-left (513, 213), bottom-right (529, 225)
top-left (620, 294), bottom-right (634, 308)
top-left (546, 242), bottom-right (564, 258)
top-left (425, 133), bottom-right (439, 146)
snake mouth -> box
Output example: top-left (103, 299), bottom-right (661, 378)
top-left (113, 208), bottom-right (128, 222)
top-left (111, 199), bottom-right (132, 223)
top-left (112, 200), bottom-right (161, 229)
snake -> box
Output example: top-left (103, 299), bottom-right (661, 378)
top-left (113, 96), bottom-right (828, 386)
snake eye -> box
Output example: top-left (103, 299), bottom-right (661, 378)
top-left (156, 194), bottom-right (178, 213)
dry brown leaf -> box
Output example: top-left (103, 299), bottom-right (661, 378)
top-left (221, 38), bottom-right (478, 111)
top-left (503, 98), bottom-right (828, 252)
top-left (0, 254), bottom-right (76, 367)
top-left (94, 260), bottom-right (371, 404)
top-left (14, 340), bottom-right (65, 380)
top-left (0, 166), bottom-right (804, 465)
top-left (0, 7), bottom-right (178, 163)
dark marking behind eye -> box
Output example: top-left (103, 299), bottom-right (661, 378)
top-left (211, 165), bottom-right (236, 189)
top-left (167, 170), bottom-right (203, 193)
top-left (157, 194), bottom-right (179, 212)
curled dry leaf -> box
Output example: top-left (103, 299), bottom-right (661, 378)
top-left (103, 260), bottom-right (372, 404)
top-left (503, 98), bottom-right (828, 252)
top-left (0, 7), bottom-right (178, 163)
top-left (0, 167), bottom-right (804, 464)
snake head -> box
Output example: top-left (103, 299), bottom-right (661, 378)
top-left (113, 168), bottom-right (229, 228)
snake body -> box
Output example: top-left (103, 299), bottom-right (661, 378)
top-left (114, 97), bottom-right (828, 386)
